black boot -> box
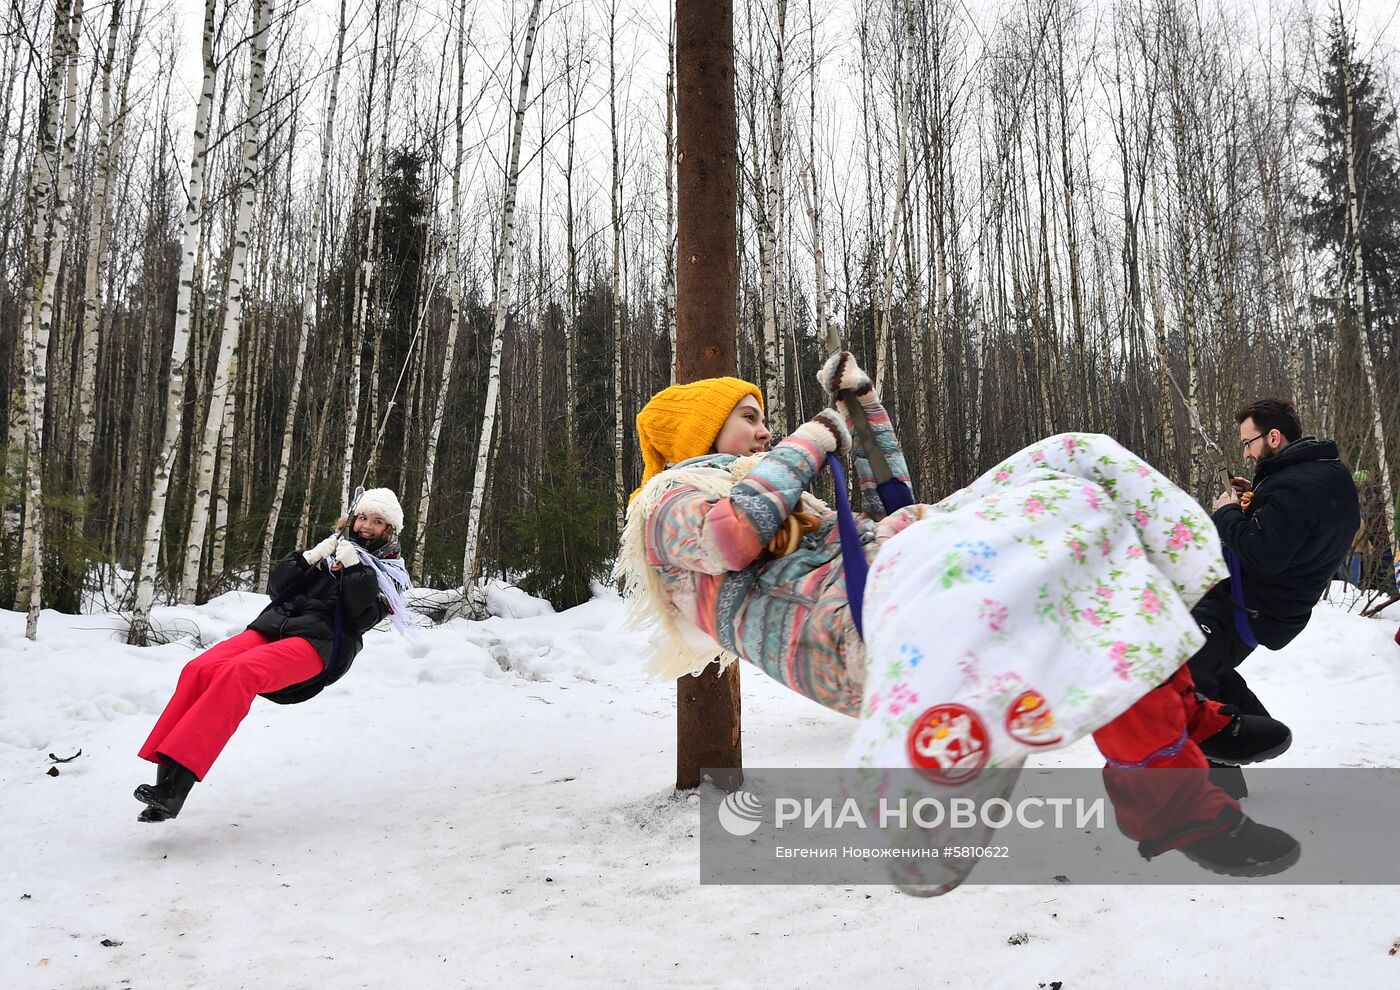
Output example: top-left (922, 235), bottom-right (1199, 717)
top-left (1208, 761), bottom-right (1249, 800)
top-left (1177, 805), bottom-right (1300, 877)
top-left (134, 760), bottom-right (197, 821)
top-left (1199, 710), bottom-right (1291, 766)
top-left (137, 763), bottom-right (174, 822)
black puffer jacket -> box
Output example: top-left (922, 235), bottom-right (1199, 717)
top-left (248, 551), bottom-right (388, 704)
top-left (1211, 436), bottom-right (1359, 649)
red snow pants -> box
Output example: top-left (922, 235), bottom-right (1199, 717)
top-left (1092, 665), bottom-right (1238, 852)
top-left (138, 630), bottom-right (323, 780)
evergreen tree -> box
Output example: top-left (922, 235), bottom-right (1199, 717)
top-left (1303, 13), bottom-right (1400, 346)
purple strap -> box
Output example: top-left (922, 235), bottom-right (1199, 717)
top-left (828, 456), bottom-right (868, 639)
top-left (1222, 547), bottom-right (1261, 650)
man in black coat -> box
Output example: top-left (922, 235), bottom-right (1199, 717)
top-left (1191, 398), bottom-right (1359, 783)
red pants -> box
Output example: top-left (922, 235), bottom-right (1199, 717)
top-left (138, 630), bottom-right (323, 780)
top-left (1092, 665), bottom-right (1237, 852)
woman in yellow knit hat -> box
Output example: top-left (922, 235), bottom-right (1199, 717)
top-left (617, 353), bottom-right (1301, 886)
top-left (632, 377), bottom-right (770, 498)
top-left (621, 364), bottom-right (864, 709)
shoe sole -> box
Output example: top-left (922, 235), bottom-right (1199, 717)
top-left (1179, 840), bottom-right (1301, 878)
top-left (1202, 730), bottom-right (1292, 767)
top-left (133, 784), bottom-right (178, 819)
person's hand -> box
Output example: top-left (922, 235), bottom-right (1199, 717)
top-left (1213, 488), bottom-right (1240, 511)
top-left (1229, 476), bottom-right (1253, 495)
top-left (791, 408), bottom-right (851, 457)
top-left (817, 351), bottom-right (876, 404)
top-left (335, 538), bottom-right (362, 570)
top-left (303, 535), bottom-right (339, 565)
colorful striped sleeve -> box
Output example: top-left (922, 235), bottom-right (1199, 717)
top-left (645, 437), bottom-right (827, 574)
top-left (845, 397), bottom-right (912, 519)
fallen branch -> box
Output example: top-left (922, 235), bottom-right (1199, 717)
top-left (1360, 593), bottom-right (1399, 619)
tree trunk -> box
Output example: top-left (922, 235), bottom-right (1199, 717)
top-left (73, 0), bottom-right (128, 497)
top-left (674, 0), bottom-right (742, 792)
top-left (260, 0), bottom-right (346, 586)
top-left (210, 343), bottom-right (238, 587)
top-left (179, 0), bottom-right (271, 604)
top-left (128, 0), bottom-right (217, 644)
top-left (20, 0), bottom-right (85, 637)
top-left (343, 0), bottom-right (399, 510)
top-left (755, 0), bottom-right (788, 433)
top-left (461, 0), bottom-right (544, 597)
top-left (1339, 25), bottom-right (1397, 582)
top-left (413, 0), bottom-right (470, 579)
top-left (610, 0), bottom-right (626, 533)
top-left (875, 4), bottom-right (912, 396)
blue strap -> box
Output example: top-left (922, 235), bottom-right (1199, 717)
top-left (875, 476), bottom-right (916, 514)
top-left (828, 456), bottom-right (869, 639)
top-left (1222, 547), bottom-right (1261, 650)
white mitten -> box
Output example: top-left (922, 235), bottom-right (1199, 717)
top-left (817, 351), bottom-right (876, 404)
top-left (790, 408), bottom-right (852, 457)
top-left (303, 535), bottom-right (340, 566)
top-left (335, 538), bottom-right (363, 570)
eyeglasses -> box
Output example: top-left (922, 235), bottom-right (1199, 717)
top-left (1240, 433), bottom-right (1265, 451)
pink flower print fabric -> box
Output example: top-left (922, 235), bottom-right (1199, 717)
top-left (844, 433), bottom-right (1225, 775)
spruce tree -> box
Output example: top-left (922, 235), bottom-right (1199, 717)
top-left (1303, 12), bottom-right (1400, 345)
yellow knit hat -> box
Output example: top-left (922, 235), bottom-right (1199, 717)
top-left (634, 377), bottom-right (763, 498)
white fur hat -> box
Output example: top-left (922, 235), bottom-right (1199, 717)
top-left (352, 487), bottom-right (404, 533)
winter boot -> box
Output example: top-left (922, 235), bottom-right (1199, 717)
top-left (134, 759), bottom-right (197, 820)
top-left (1175, 805), bottom-right (1300, 877)
top-left (1199, 710), bottom-right (1291, 766)
top-left (1208, 761), bottom-right (1249, 800)
top-left (137, 763), bottom-right (174, 822)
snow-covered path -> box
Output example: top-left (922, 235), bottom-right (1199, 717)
top-left (2, 588), bottom-right (1398, 988)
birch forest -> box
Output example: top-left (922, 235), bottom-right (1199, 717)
top-left (2, 0), bottom-right (1397, 641)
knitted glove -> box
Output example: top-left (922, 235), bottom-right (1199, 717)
top-left (817, 351), bottom-right (876, 404)
top-left (303, 535), bottom-right (340, 566)
top-left (335, 538), bottom-right (363, 570)
top-left (790, 408), bottom-right (851, 457)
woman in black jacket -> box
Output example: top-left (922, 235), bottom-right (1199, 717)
top-left (134, 488), bottom-right (407, 822)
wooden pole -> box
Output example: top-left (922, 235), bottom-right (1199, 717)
top-left (674, 0), bottom-right (741, 792)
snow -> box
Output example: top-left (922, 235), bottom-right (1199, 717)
top-left (2, 585), bottom-right (1399, 987)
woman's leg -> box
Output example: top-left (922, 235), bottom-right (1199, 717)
top-left (144, 636), bottom-right (323, 780)
top-left (1094, 666), bottom-right (1237, 851)
top-left (138, 630), bottom-right (273, 766)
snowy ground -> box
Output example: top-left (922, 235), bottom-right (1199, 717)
top-left (2, 584), bottom-right (1399, 989)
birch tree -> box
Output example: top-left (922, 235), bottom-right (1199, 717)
top-left (19, 0), bottom-right (84, 637)
top-left (414, 0), bottom-right (474, 577)
top-left (460, 0), bottom-right (545, 601)
top-left (74, 0), bottom-right (137, 495)
top-left (609, 0), bottom-right (625, 532)
top-left (343, 0), bottom-right (400, 511)
top-left (874, 4), bottom-right (912, 395)
top-left (12, 0), bottom-right (72, 608)
top-left (260, 0), bottom-right (347, 586)
top-left (128, 0), bottom-right (218, 644)
top-left (179, 0), bottom-right (272, 603)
